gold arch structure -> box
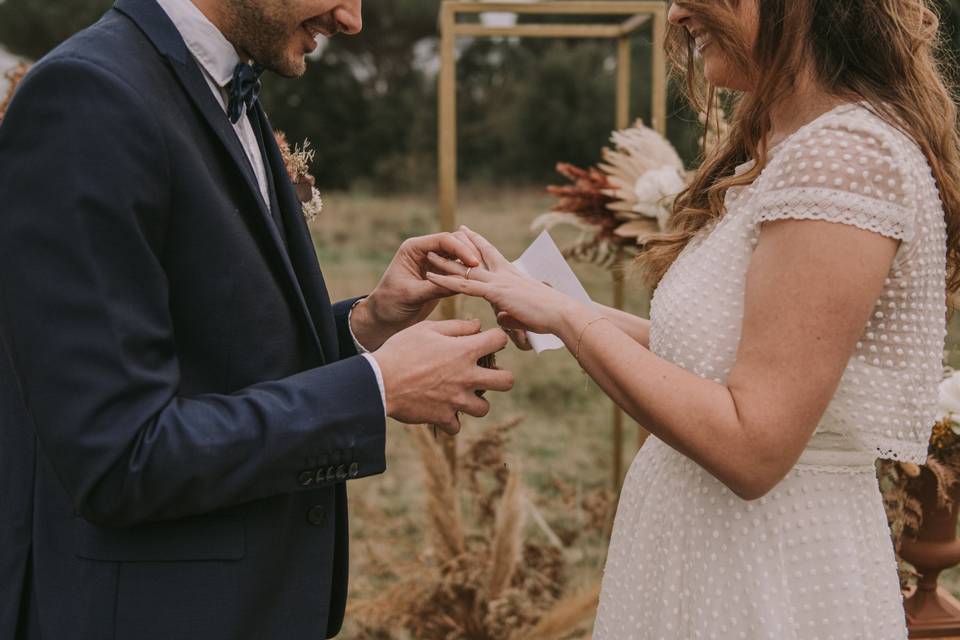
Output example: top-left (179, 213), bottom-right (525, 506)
top-left (437, 1), bottom-right (670, 491)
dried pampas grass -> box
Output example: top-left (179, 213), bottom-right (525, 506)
top-left (520, 583), bottom-right (601, 640)
top-left (411, 426), bottom-right (465, 562)
top-left (350, 417), bottom-right (598, 639)
top-left (486, 467), bottom-right (526, 600)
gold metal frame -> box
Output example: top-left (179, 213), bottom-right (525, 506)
top-left (438, 0), bottom-right (669, 490)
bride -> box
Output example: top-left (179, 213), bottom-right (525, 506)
top-left (425, 0), bottom-right (959, 637)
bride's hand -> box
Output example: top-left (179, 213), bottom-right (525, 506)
top-left (425, 227), bottom-right (587, 337)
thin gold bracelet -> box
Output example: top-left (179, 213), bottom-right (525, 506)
top-left (575, 316), bottom-right (610, 362)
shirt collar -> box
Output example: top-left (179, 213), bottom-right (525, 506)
top-left (155, 0), bottom-right (242, 89)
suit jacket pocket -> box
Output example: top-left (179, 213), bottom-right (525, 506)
top-left (74, 514), bottom-right (245, 562)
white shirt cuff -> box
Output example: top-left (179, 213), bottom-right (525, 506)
top-left (349, 300), bottom-right (387, 417)
top-left (360, 353), bottom-right (387, 418)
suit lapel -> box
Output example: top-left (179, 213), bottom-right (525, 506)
top-left (113, 0), bottom-right (327, 361)
top-left (255, 106), bottom-right (340, 361)
top-left (166, 67), bottom-right (329, 363)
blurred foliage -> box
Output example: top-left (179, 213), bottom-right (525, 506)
top-left (1, 0), bottom-right (960, 190)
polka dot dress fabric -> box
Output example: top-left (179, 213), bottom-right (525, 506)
top-left (594, 104), bottom-right (947, 639)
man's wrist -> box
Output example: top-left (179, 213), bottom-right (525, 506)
top-left (349, 296), bottom-right (397, 352)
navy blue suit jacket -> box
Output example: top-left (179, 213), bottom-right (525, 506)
top-left (0, 0), bottom-right (387, 637)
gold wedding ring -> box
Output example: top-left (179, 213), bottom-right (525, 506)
top-left (464, 266), bottom-right (473, 280)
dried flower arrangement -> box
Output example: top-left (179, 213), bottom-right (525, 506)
top-left (880, 369), bottom-right (960, 587)
top-left (534, 101), bottom-right (735, 270)
top-left (274, 131), bottom-right (324, 222)
top-left (347, 417), bottom-right (601, 640)
top-left (533, 119), bottom-right (685, 269)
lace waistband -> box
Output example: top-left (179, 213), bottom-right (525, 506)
top-left (795, 447), bottom-right (877, 469)
top-left (794, 432), bottom-right (878, 469)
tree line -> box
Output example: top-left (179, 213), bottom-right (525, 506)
top-left (2, 0), bottom-right (959, 191)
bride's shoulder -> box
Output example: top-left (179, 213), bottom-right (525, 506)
top-left (751, 103), bottom-right (924, 243)
top-left (771, 102), bottom-right (926, 176)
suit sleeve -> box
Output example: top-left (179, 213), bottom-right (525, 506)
top-left (0, 57), bottom-right (386, 527)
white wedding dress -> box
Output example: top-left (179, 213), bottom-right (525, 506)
top-left (594, 104), bottom-right (947, 639)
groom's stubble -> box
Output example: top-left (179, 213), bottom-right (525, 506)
top-left (221, 0), bottom-right (344, 78)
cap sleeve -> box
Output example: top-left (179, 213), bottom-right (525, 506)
top-left (752, 114), bottom-right (917, 243)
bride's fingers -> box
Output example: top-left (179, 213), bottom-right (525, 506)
top-left (426, 252), bottom-right (493, 282)
top-left (495, 312), bottom-right (533, 351)
top-left (459, 225), bottom-right (512, 270)
top-left (506, 328), bottom-right (533, 351)
top-left (426, 272), bottom-right (493, 299)
top-left (495, 311), bottom-right (527, 331)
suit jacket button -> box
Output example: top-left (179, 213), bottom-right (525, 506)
top-left (348, 462), bottom-right (360, 478)
top-left (297, 470), bottom-right (314, 487)
top-left (335, 464), bottom-right (347, 481)
top-left (307, 505), bottom-right (326, 526)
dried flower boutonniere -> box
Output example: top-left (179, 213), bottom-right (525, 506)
top-left (0, 62), bottom-right (31, 125)
top-left (274, 131), bottom-right (323, 223)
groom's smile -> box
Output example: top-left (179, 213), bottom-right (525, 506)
top-left (217, 0), bottom-right (363, 78)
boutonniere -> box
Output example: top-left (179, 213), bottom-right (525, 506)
top-left (274, 131), bottom-right (323, 223)
top-left (0, 63), bottom-right (30, 124)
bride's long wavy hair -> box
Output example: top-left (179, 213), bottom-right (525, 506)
top-left (639, 0), bottom-right (960, 302)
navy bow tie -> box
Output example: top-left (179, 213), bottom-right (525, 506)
top-left (227, 61), bottom-right (264, 124)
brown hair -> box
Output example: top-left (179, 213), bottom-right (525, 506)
top-left (640, 0), bottom-right (960, 302)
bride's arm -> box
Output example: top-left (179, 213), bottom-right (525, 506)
top-left (553, 219), bottom-right (897, 499)
top-left (428, 223), bottom-right (897, 500)
top-left (592, 304), bottom-right (650, 348)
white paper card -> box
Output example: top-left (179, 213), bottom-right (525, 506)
top-left (512, 231), bottom-right (594, 353)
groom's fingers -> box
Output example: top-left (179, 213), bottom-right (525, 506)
top-left (404, 276), bottom-right (458, 302)
top-left (425, 272), bottom-right (492, 298)
top-left (464, 328), bottom-right (509, 360)
top-left (428, 318), bottom-right (483, 337)
top-left (418, 232), bottom-right (481, 267)
top-left (451, 229), bottom-right (485, 265)
top-left (473, 367), bottom-right (515, 393)
top-left (431, 415), bottom-right (461, 436)
top-left (459, 225), bottom-right (511, 269)
top-left (426, 252), bottom-right (493, 282)
top-left (458, 394), bottom-right (491, 419)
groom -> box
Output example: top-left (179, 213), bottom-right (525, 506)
top-left (0, 0), bottom-right (514, 638)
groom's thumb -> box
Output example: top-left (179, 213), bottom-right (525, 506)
top-left (429, 318), bottom-right (482, 337)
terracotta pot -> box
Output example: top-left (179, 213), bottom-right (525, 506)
top-left (900, 465), bottom-right (960, 637)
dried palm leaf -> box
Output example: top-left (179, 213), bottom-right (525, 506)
top-left (925, 457), bottom-right (959, 509)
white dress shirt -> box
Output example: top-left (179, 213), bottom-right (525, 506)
top-left (156, 0), bottom-right (386, 414)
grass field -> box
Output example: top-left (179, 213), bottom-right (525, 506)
top-left (310, 187), bottom-right (960, 639)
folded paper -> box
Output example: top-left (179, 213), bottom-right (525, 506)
top-left (512, 231), bottom-right (595, 353)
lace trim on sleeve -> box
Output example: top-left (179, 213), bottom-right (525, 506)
top-left (753, 187), bottom-right (915, 242)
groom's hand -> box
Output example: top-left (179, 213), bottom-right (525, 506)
top-left (350, 232), bottom-right (482, 351)
top-left (372, 319), bottom-right (514, 434)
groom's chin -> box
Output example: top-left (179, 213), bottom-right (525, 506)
top-left (272, 51), bottom-right (309, 79)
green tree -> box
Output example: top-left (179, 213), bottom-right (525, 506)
top-left (0, 0), bottom-right (111, 59)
